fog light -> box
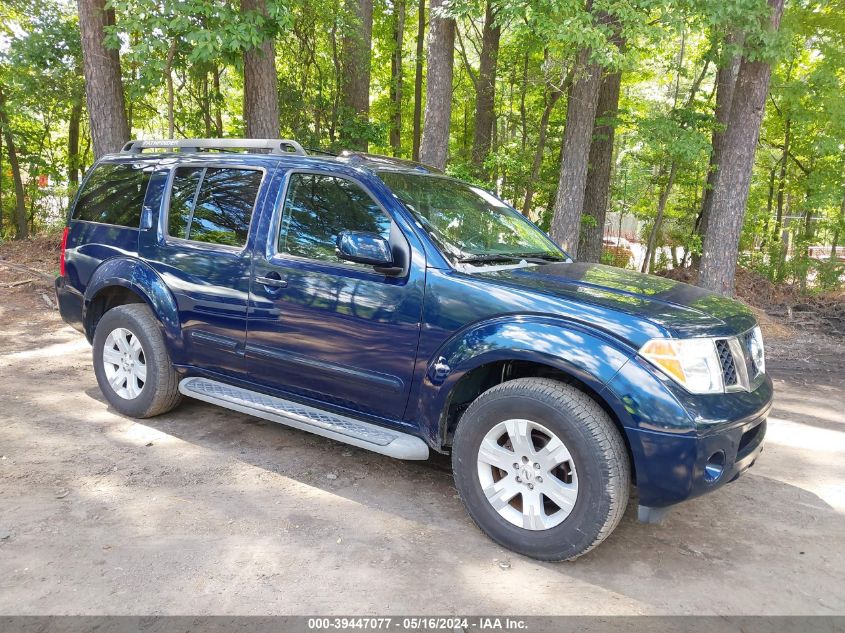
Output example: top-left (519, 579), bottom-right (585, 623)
top-left (704, 451), bottom-right (726, 483)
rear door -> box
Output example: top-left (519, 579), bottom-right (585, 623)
top-left (246, 169), bottom-right (426, 422)
top-left (140, 158), bottom-right (273, 377)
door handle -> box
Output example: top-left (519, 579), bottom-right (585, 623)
top-left (256, 275), bottom-right (288, 289)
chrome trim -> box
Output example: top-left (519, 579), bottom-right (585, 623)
top-left (720, 326), bottom-right (765, 393)
top-left (726, 337), bottom-right (751, 392)
top-left (122, 138), bottom-right (307, 156)
top-left (179, 377), bottom-right (428, 460)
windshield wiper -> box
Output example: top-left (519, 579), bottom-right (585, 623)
top-left (458, 252), bottom-right (567, 265)
top-left (457, 254), bottom-right (523, 264)
top-left (509, 252), bottom-right (567, 262)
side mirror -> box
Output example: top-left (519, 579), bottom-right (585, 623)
top-left (336, 230), bottom-right (394, 267)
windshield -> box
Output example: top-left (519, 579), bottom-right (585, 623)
top-left (377, 171), bottom-right (567, 264)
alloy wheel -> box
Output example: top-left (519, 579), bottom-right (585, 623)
top-left (102, 327), bottom-right (147, 400)
top-left (476, 419), bottom-right (579, 530)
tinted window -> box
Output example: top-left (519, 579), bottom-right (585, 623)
top-left (166, 167), bottom-right (262, 247)
top-left (168, 167), bottom-right (204, 239)
top-left (279, 173), bottom-right (391, 263)
top-left (378, 171), bottom-right (563, 262)
top-left (73, 162), bottom-right (151, 227)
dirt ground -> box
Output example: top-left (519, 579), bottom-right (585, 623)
top-left (1, 243), bottom-right (844, 615)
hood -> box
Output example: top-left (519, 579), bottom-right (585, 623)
top-left (477, 262), bottom-right (756, 338)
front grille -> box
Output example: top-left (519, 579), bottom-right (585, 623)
top-left (716, 339), bottom-right (738, 386)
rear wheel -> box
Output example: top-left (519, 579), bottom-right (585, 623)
top-left (451, 378), bottom-right (630, 561)
top-left (92, 304), bottom-right (182, 418)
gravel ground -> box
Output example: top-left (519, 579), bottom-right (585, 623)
top-left (0, 259), bottom-right (843, 616)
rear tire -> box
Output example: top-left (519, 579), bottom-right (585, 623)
top-left (451, 377), bottom-right (630, 561)
top-left (92, 304), bottom-right (182, 418)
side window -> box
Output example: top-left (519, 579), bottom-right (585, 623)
top-left (166, 166), bottom-right (263, 247)
top-left (279, 173), bottom-right (391, 263)
top-left (73, 162), bottom-right (151, 227)
top-left (168, 167), bottom-right (204, 239)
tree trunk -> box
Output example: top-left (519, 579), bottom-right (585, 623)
top-left (545, 135), bottom-right (566, 222)
top-left (0, 87), bottom-right (29, 240)
top-left (77, 0), bottom-right (130, 157)
top-left (329, 19), bottom-right (341, 143)
top-left (522, 86), bottom-right (562, 216)
top-left (470, 0), bottom-right (500, 175)
top-left (519, 50), bottom-right (528, 152)
top-left (389, 0), bottom-right (406, 156)
top-left (68, 97), bottom-right (82, 187)
top-left (411, 0), bottom-right (425, 161)
top-left (760, 165), bottom-right (776, 250)
top-left (242, 0), bottom-right (280, 138)
top-left (340, 0), bottom-right (373, 150)
top-left (418, 0), bottom-right (455, 170)
top-left (774, 190), bottom-right (791, 282)
top-left (799, 190), bottom-right (815, 292)
top-left (578, 67), bottom-right (622, 262)
top-left (201, 73), bottom-right (213, 137)
top-left (829, 194), bottom-right (845, 263)
top-left (165, 39), bottom-right (177, 139)
top-left (773, 117), bottom-right (790, 242)
top-left (641, 162), bottom-right (678, 273)
top-left (696, 31), bottom-right (742, 260)
top-left (770, 113), bottom-right (799, 286)
top-left (213, 66), bottom-right (223, 136)
top-left (699, 0), bottom-right (786, 295)
top-left (549, 47), bottom-right (603, 257)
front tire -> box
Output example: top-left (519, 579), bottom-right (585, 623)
top-left (92, 304), bottom-right (182, 418)
top-left (452, 378), bottom-right (630, 561)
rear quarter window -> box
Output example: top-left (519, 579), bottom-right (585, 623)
top-left (72, 162), bottom-right (152, 227)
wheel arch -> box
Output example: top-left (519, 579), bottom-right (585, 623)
top-left (414, 316), bottom-right (637, 472)
top-left (83, 257), bottom-right (184, 362)
top-left (437, 358), bottom-right (637, 483)
top-left (85, 284), bottom-right (145, 340)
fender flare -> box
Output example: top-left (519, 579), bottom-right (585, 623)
top-left (413, 315), bottom-right (636, 447)
top-left (83, 257), bottom-right (184, 361)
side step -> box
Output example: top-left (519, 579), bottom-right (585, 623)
top-left (179, 377), bottom-right (430, 460)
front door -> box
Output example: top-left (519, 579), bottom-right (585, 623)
top-left (246, 170), bottom-right (425, 422)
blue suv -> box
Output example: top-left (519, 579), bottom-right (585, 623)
top-left (55, 138), bottom-right (770, 561)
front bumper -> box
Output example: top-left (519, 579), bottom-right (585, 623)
top-left (604, 355), bottom-right (772, 509)
top-left (624, 407), bottom-right (767, 508)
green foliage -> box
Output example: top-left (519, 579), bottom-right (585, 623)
top-left (0, 0), bottom-right (84, 236)
top-left (0, 0), bottom-right (843, 293)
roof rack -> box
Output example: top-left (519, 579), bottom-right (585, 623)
top-left (120, 138), bottom-right (308, 156)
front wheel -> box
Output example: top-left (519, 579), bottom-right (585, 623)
top-left (452, 378), bottom-right (630, 561)
top-left (92, 303), bottom-right (182, 418)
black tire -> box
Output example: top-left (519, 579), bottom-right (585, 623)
top-left (452, 377), bottom-right (630, 561)
top-left (92, 303), bottom-right (182, 418)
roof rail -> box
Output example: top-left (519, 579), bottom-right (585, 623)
top-left (337, 150), bottom-right (442, 173)
top-left (120, 138), bottom-right (308, 156)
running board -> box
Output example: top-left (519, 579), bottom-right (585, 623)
top-left (178, 377), bottom-right (430, 460)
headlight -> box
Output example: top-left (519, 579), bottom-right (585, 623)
top-left (639, 338), bottom-right (724, 394)
top-left (748, 325), bottom-right (765, 375)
